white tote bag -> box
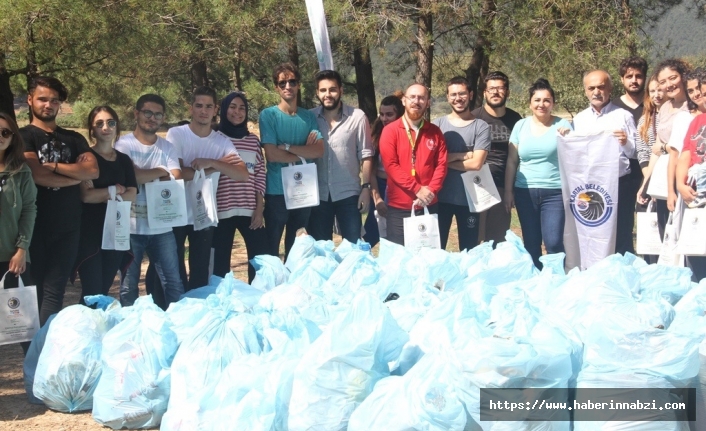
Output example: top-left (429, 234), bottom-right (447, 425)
top-left (187, 169), bottom-right (219, 231)
top-left (658, 213), bottom-right (683, 266)
top-left (145, 176), bottom-right (188, 229)
top-left (677, 207), bottom-right (706, 256)
top-left (0, 271), bottom-right (39, 345)
top-left (635, 201), bottom-right (662, 256)
top-left (281, 156), bottom-right (319, 210)
top-left (460, 164), bottom-right (501, 213)
top-left (646, 154), bottom-right (669, 200)
top-left (102, 185), bottom-right (132, 251)
top-left (403, 206), bottom-right (441, 252)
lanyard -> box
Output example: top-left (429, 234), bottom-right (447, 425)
top-left (402, 116), bottom-right (424, 177)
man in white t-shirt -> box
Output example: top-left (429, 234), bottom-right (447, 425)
top-left (115, 94), bottom-right (184, 307)
top-left (166, 86), bottom-right (248, 290)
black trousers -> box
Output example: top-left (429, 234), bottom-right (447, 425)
top-left (29, 227), bottom-right (80, 325)
top-left (173, 225), bottom-right (214, 291)
top-left (212, 215), bottom-right (268, 283)
top-left (76, 249), bottom-right (126, 302)
top-left (616, 173), bottom-right (641, 255)
top-left (437, 202), bottom-right (480, 251)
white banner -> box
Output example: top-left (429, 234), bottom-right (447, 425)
top-left (558, 133), bottom-right (619, 270)
top-left (305, 0), bottom-right (334, 71)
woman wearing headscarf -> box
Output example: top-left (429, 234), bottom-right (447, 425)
top-left (212, 92), bottom-right (267, 282)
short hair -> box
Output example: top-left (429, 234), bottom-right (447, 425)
top-left (135, 94), bottom-right (166, 112)
top-left (619, 57), bottom-right (648, 77)
top-left (404, 83), bottom-right (429, 98)
top-left (0, 112), bottom-right (26, 172)
top-left (191, 86), bottom-right (217, 105)
top-left (28, 76), bottom-right (68, 101)
top-left (484, 71), bottom-right (510, 90)
top-left (446, 76), bottom-right (471, 94)
top-left (583, 70), bottom-right (613, 89)
top-left (87, 106), bottom-right (121, 144)
top-left (528, 78), bottom-right (555, 102)
top-left (314, 70), bottom-right (342, 88)
top-left (654, 58), bottom-right (691, 81)
top-left (272, 62), bottom-right (301, 85)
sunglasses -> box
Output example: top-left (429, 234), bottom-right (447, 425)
top-left (140, 110), bottom-right (165, 120)
top-left (277, 79), bottom-right (299, 89)
top-left (0, 128), bottom-right (14, 139)
top-left (94, 120), bottom-right (117, 129)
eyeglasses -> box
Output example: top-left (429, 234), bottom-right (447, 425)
top-left (140, 110), bottom-right (165, 120)
top-left (486, 86), bottom-right (507, 94)
top-left (0, 128), bottom-right (13, 139)
top-left (94, 120), bottom-right (117, 129)
top-left (405, 95), bottom-right (427, 102)
top-left (277, 79), bottom-right (299, 89)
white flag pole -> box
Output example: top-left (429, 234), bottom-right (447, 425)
top-left (305, 0), bottom-right (335, 71)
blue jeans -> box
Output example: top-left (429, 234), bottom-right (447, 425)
top-left (308, 194), bottom-right (362, 243)
top-left (120, 231), bottom-right (184, 307)
top-left (264, 194), bottom-right (311, 259)
top-left (514, 187), bottom-right (565, 269)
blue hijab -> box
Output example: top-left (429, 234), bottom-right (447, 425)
top-left (219, 92), bottom-right (250, 139)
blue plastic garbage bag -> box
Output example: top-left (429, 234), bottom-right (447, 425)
top-left (33, 298), bottom-right (121, 412)
top-left (322, 250), bottom-right (380, 301)
top-left (473, 230), bottom-right (539, 285)
top-left (285, 234), bottom-right (316, 272)
top-left (92, 296), bottom-right (178, 429)
top-left (638, 263), bottom-right (693, 305)
top-left (348, 350), bottom-right (467, 431)
top-left (288, 254), bottom-right (339, 292)
top-left (164, 303), bottom-right (263, 420)
top-left (288, 293), bottom-right (409, 431)
top-left (251, 254), bottom-right (288, 292)
top-left (23, 314), bottom-right (56, 405)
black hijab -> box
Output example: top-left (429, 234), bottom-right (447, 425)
top-left (219, 92), bottom-right (250, 139)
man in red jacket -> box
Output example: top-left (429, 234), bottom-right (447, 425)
top-left (379, 83), bottom-right (448, 245)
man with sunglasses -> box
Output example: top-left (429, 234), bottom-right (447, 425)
top-left (471, 71), bottom-right (522, 246)
top-left (308, 70), bottom-right (373, 243)
top-left (166, 86), bottom-right (248, 290)
top-left (20, 76), bottom-right (99, 325)
top-left (259, 62), bottom-right (323, 259)
top-left (114, 94), bottom-right (184, 307)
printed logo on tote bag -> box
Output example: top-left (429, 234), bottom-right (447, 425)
top-left (8, 297), bottom-right (20, 309)
top-left (418, 223), bottom-right (427, 233)
top-left (294, 172), bottom-right (303, 181)
top-left (569, 185), bottom-right (614, 227)
top-left (161, 189), bottom-right (171, 200)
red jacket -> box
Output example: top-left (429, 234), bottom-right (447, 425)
top-left (379, 117), bottom-right (447, 209)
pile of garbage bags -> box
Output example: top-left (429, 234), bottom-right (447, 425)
top-left (22, 231), bottom-right (706, 430)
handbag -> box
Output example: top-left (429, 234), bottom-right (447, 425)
top-left (187, 169), bottom-right (219, 231)
top-left (102, 185), bottom-right (132, 251)
top-left (460, 164), bottom-right (501, 213)
top-left (281, 156), bottom-right (320, 210)
top-left (635, 201), bottom-right (662, 256)
top-left (145, 175), bottom-right (188, 229)
top-left (677, 207), bottom-right (706, 256)
top-left (0, 271), bottom-right (39, 345)
top-left (403, 206), bottom-right (441, 252)
top-left (646, 154), bottom-right (669, 200)
top-left (658, 213), bottom-right (683, 266)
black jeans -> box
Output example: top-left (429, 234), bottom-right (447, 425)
top-left (29, 227), bottom-right (80, 325)
top-left (386, 204), bottom-right (439, 246)
top-left (616, 174), bottom-right (641, 255)
top-left (363, 176), bottom-right (387, 247)
top-left (0, 261), bottom-right (32, 288)
top-left (264, 194), bottom-right (311, 259)
top-left (308, 194), bottom-right (362, 243)
top-left (173, 225), bottom-right (215, 291)
top-left (437, 202), bottom-right (480, 251)
top-left (76, 249), bottom-right (126, 302)
top-left (212, 215), bottom-right (268, 283)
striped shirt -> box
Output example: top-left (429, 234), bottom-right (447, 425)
top-left (216, 134), bottom-right (266, 218)
top-left (636, 115), bottom-right (660, 168)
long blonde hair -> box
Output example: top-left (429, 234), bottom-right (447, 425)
top-left (639, 73), bottom-right (660, 145)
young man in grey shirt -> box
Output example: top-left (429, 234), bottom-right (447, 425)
top-left (433, 76), bottom-right (491, 251)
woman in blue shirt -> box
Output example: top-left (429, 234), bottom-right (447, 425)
top-left (504, 79), bottom-right (572, 269)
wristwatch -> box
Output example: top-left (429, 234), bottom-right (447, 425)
top-left (284, 143), bottom-right (291, 152)
top-left (361, 183), bottom-right (371, 190)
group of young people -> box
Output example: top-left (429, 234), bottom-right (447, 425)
top-left (1, 57), bottom-right (705, 325)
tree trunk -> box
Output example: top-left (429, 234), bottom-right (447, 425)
top-left (287, 31), bottom-right (305, 106)
top-left (190, 58), bottom-right (209, 89)
top-left (414, 8), bottom-right (433, 91)
top-left (353, 44), bottom-right (377, 123)
top-left (0, 53), bottom-right (15, 121)
top-left (233, 48), bottom-right (243, 91)
top-left (465, 0), bottom-right (496, 109)
top-left (621, 0), bottom-right (636, 56)
top-left (24, 13), bottom-right (39, 90)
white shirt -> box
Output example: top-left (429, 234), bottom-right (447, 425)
top-left (166, 125), bottom-right (239, 166)
top-left (115, 133), bottom-right (181, 235)
top-left (573, 102), bottom-right (637, 177)
top-left (667, 111), bottom-right (695, 153)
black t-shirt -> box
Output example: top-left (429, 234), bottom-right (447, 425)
top-left (20, 125), bottom-right (91, 231)
top-left (611, 97), bottom-right (643, 126)
top-left (471, 106), bottom-right (522, 188)
top-left (81, 149), bottom-right (138, 240)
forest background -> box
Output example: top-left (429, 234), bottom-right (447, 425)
top-left (2, 0), bottom-right (706, 127)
